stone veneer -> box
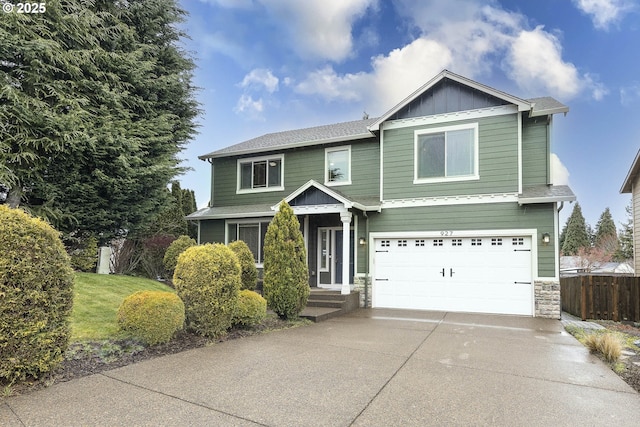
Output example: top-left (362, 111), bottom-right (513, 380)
top-left (534, 280), bottom-right (561, 319)
top-left (353, 275), bottom-right (371, 308)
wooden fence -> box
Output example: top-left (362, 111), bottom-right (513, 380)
top-left (560, 275), bottom-right (640, 322)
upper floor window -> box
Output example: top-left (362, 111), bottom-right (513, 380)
top-left (414, 123), bottom-right (478, 184)
top-left (325, 146), bottom-right (351, 186)
top-left (237, 154), bottom-right (284, 193)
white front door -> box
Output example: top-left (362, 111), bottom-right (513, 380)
top-left (373, 235), bottom-right (533, 315)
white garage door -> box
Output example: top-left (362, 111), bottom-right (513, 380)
top-left (373, 236), bottom-right (533, 315)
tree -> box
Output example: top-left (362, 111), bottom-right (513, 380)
top-left (561, 203), bottom-right (591, 255)
top-left (0, 0), bottom-right (199, 240)
top-left (594, 207), bottom-right (619, 255)
top-left (263, 201), bottom-right (310, 319)
top-left (615, 201), bottom-right (634, 261)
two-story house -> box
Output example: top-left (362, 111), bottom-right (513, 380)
top-left (188, 70), bottom-right (575, 319)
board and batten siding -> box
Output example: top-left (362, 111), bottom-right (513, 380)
top-left (521, 116), bottom-right (549, 186)
top-left (382, 114), bottom-right (519, 200)
top-left (367, 202), bottom-right (557, 277)
top-left (211, 138), bottom-right (380, 207)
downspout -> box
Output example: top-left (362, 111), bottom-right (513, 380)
top-left (363, 211), bottom-right (369, 308)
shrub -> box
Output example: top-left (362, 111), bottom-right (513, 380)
top-left (163, 235), bottom-right (197, 274)
top-left (68, 235), bottom-right (98, 272)
top-left (263, 201), bottom-right (310, 319)
top-left (139, 234), bottom-right (176, 279)
top-left (117, 291), bottom-right (185, 345)
top-left (0, 206), bottom-right (75, 383)
top-left (584, 332), bottom-right (622, 362)
top-left (233, 290), bottom-right (267, 327)
top-left (228, 240), bottom-right (258, 290)
top-left (173, 244), bottom-right (241, 337)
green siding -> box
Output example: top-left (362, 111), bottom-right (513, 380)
top-left (212, 138), bottom-right (379, 207)
top-left (522, 116), bottom-right (549, 186)
top-left (383, 115), bottom-right (519, 199)
top-left (367, 203), bottom-right (556, 277)
top-left (200, 220), bottom-right (225, 244)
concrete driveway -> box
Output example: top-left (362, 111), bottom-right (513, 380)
top-left (3, 309), bottom-right (639, 426)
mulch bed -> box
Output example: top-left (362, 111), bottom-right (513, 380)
top-left (4, 316), bottom-right (302, 396)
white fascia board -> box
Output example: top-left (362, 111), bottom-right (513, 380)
top-left (518, 195), bottom-right (577, 205)
top-left (382, 193), bottom-right (519, 209)
top-left (368, 70), bottom-right (531, 131)
top-left (382, 105), bottom-right (518, 130)
top-left (290, 204), bottom-right (347, 215)
top-left (272, 179), bottom-right (354, 211)
top-left (194, 211), bottom-right (275, 220)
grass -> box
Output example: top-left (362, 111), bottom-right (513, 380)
top-left (70, 273), bottom-right (175, 341)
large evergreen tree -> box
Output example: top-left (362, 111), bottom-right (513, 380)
top-left (561, 203), bottom-right (591, 255)
top-left (594, 207), bottom-right (619, 255)
top-left (616, 201), bottom-right (634, 261)
top-left (0, 0), bottom-right (199, 240)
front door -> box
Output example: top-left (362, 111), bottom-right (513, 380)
top-left (317, 228), bottom-right (354, 287)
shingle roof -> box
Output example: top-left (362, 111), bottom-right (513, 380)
top-left (518, 185), bottom-right (576, 204)
top-left (186, 204), bottom-right (274, 220)
top-left (199, 118), bottom-right (378, 159)
top-left (528, 97), bottom-right (569, 117)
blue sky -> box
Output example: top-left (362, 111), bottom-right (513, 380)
top-left (176, 0), bottom-right (639, 231)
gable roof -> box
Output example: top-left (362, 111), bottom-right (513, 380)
top-left (200, 118), bottom-right (378, 160)
top-left (200, 70), bottom-right (569, 159)
top-left (621, 149), bottom-right (640, 193)
top-left (272, 180), bottom-right (381, 212)
top-left (368, 70), bottom-right (568, 131)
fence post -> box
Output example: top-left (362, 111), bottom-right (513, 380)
top-left (611, 277), bottom-right (619, 322)
top-left (580, 276), bottom-right (587, 321)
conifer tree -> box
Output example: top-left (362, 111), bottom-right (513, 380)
top-left (263, 201), bottom-right (309, 319)
top-left (615, 202), bottom-right (634, 261)
top-left (594, 207), bottom-right (619, 255)
top-left (561, 203), bottom-right (591, 255)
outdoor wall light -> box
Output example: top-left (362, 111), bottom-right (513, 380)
top-left (359, 237), bottom-right (367, 246)
top-left (542, 233), bottom-right (550, 245)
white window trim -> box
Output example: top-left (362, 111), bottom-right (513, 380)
top-left (324, 146), bottom-right (352, 186)
top-left (236, 154), bottom-right (285, 194)
top-left (224, 218), bottom-right (273, 267)
top-left (413, 123), bottom-right (479, 184)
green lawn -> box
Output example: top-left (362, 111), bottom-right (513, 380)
top-left (70, 273), bottom-right (175, 341)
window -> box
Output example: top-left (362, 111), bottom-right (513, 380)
top-left (227, 221), bottom-right (271, 264)
top-left (325, 146), bottom-right (351, 185)
top-left (237, 155), bottom-right (283, 193)
top-left (452, 239), bottom-right (462, 246)
top-left (398, 240), bottom-right (407, 247)
top-left (319, 229), bottom-right (329, 271)
top-left (414, 123), bottom-right (478, 183)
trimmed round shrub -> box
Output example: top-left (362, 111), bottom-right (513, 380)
top-left (263, 201), bottom-right (310, 319)
top-left (163, 235), bottom-right (197, 274)
top-left (233, 290), bottom-right (267, 328)
top-left (0, 206), bottom-right (75, 383)
top-left (173, 244), bottom-right (241, 337)
top-left (228, 240), bottom-right (258, 290)
top-left (117, 291), bottom-right (185, 345)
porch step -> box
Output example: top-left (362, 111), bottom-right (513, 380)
top-left (300, 289), bottom-right (360, 322)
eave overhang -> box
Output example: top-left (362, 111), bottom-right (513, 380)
top-left (621, 149), bottom-right (640, 193)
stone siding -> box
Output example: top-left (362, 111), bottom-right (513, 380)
top-left (534, 280), bottom-right (561, 319)
top-left (353, 275), bottom-right (371, 308)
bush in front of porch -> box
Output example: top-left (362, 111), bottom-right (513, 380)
top-left (263, 201), bottom-right (309, 319)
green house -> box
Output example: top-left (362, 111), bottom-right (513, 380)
top-left (189, 70), bottom-right (575, 318)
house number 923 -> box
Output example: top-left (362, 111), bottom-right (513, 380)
top-left (440, 231), bottom-right (453, 236)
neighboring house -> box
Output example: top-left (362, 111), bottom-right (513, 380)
top-left (188, 70), bottom-right (576, 319)
top-left (621, 149), bottom-right (640, 277)
top-left (560, 256), bottom-right (634, 276)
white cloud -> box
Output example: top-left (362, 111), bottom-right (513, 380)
top-left (239, 69), bottom-right (279, 93)
top-left (551, 153), bottom-right (570, 186)
top-left (234, 94), bottom-right (264, 118)
top-left (572, 0), bottom-right (634, 30)
top-left (259, 0), bottom-right (376, 62)
top-left (295, 66), bottom-right (369, 102)
top-left (620, 82), bottom-right (640, 106)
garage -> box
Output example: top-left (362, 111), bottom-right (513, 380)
top-left (373, 235), bottom-right (533, 315)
